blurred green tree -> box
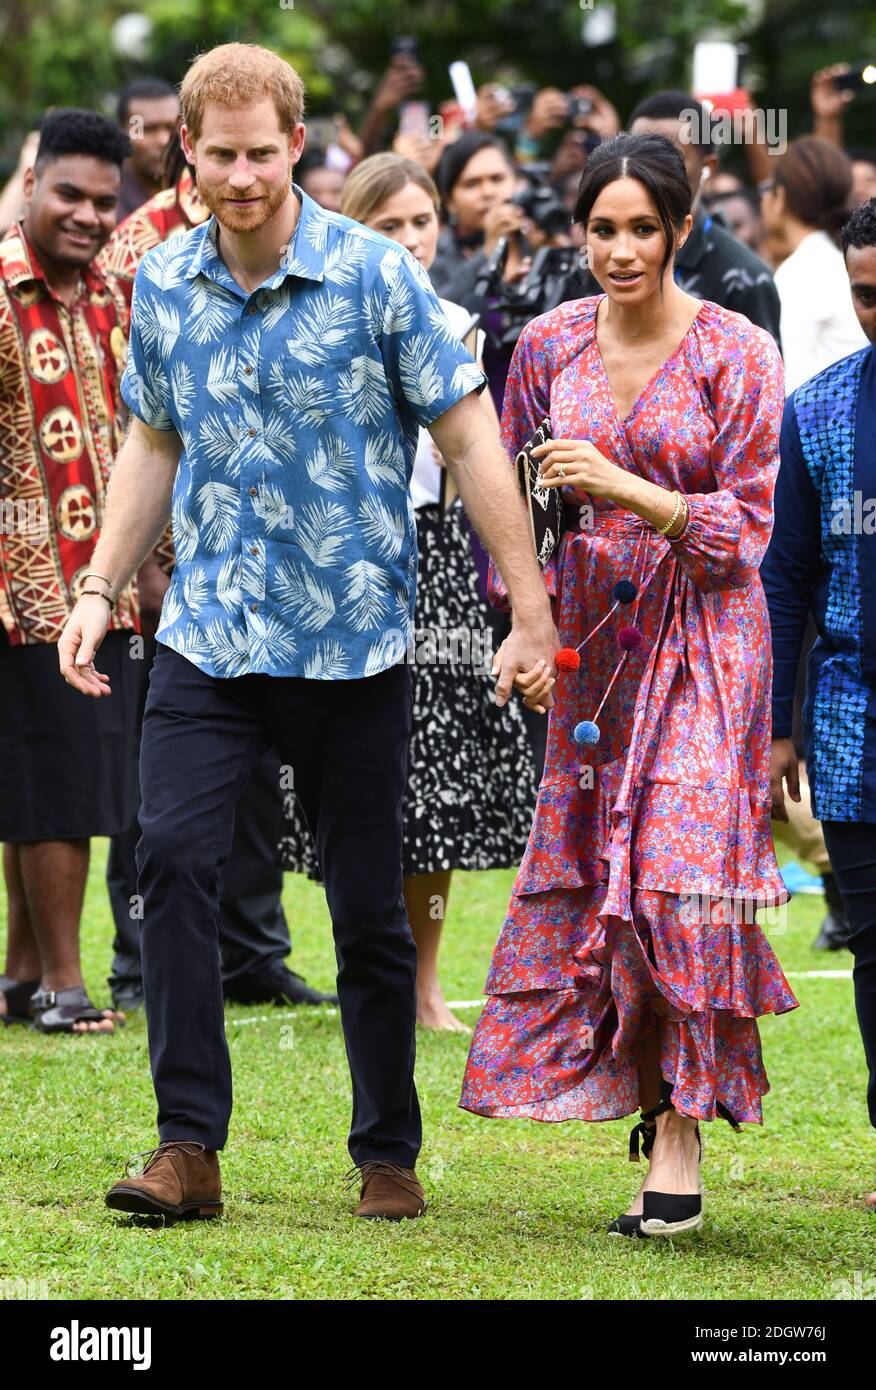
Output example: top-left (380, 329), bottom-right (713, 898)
top-left (2, 0), bottom-right (876, 177)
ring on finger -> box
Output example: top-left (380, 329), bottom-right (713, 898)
top-left (557, 464), bottom-right (566, 478)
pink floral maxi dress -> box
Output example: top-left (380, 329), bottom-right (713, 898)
top-left (459, 296), bottom-right (799, 1127)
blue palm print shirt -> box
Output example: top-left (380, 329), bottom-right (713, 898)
top-left (120, 183), bottom-right (487, 680)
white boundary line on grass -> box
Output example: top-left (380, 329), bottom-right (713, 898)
top-left (224, 971), bottom-right (853, 1029)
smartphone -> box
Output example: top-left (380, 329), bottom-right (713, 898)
top-left (392, 35), bottom-right (420, 64)
top-left (834, 64), bottom-right (876, 92)
top-left (692, 41), bottom-right (740, 95)
top-left (449, 60), bottom-right (478, 120)
top-left (692, 40), bottom-right (750, 113)
top-left (438, 100), bottom-right (468, 143)
top-left (398, 101), bottom-right (431, 139)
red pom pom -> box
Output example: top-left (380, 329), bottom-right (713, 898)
top-left (618, 625), bottom-right (643, 652)
top-left (555, 646), bottom-right (581, 671)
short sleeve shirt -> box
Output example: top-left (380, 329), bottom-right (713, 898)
top-left (120, 183), bottom-right (488, 679)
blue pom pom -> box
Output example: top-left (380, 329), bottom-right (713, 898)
top-left (573, 719), bottom-right (601, 746)
top-left (613, 579), bottom-right (637, 604)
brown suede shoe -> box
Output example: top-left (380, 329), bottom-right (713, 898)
top-left (106, 1141), bottom-right (222, 1220)
top-left (347, 1161), bottom-right (426, 1221)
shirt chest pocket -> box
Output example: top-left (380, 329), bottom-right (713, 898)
top-left (283, 344), bottom-right (347, 420)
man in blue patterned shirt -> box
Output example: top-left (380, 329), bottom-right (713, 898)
top-left (57, 44), bottom-right (559, 1222)
top-left (763, 197), bottom-right (876, 1208)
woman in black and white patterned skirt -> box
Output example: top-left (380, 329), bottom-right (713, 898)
top-left (279, 154), bottom-right (537, 1030)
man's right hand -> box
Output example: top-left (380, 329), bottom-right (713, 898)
top-left (770, 736), bottom-right (801, 822)
top-left (58, 596), bottom-right (113, 697)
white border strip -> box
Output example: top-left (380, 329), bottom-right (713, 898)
top-left (224, 973), bottom-right (852, 1028)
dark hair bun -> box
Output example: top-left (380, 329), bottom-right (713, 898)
top-left (573, 132), bottom-right (692, 284)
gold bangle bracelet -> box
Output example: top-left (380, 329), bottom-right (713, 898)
top-left (667, 495), bottom-right (690, 539)
top-left (655, 490), bottom-right (683, 536)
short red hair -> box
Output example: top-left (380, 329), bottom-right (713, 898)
top-left (180, 42), bottom-right (306, 141)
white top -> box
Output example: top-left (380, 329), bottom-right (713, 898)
top-left (774, 229), bottom-right (868, 395)
top-left (410, 296), bottom-right (485, 509)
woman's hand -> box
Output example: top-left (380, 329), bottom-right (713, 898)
top-left (770, 737), bottom-right (801, 822)
top-left (531, 437), bottom-right (627, 501)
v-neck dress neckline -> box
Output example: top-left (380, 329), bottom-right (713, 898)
top-left (593, 297), bottom-right (706, 428)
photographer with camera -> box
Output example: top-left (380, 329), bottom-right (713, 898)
top-left (430, 139), bottom-right (589, 782)
top-left (429, 132), bottom-right (531, 307)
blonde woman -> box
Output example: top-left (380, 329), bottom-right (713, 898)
top-left (281, 154), bottom-right (538, 1030)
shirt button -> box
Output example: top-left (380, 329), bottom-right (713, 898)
top-left (250, 546), bottom-right (258, 556)
top-left (247, 428), bottom-right (257, 437)
top-left (247, 304), bottom-right (258, 315)
top-left (250, 602), bottom-right (258, 613)
top-left (244, 366), bottom-right (253, 375)
top-left (249, 486), bottom-right (258, 496)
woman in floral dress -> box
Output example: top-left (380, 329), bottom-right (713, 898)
top-left (459, 133), bottom-right (799, 1237)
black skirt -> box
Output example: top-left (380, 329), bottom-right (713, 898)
top-left (0, 628), bottom-right (144, 842)
top-left (279, 502), bottom-right (538, 878)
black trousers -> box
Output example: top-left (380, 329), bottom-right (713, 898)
top-left (821, 820), bottom-right (876, 1129)
top-left (136, 644), bottom-right (419, 1166)
top-left (107, 639), bottom-right (291, 992)
top-left (108, 747), bottom-right (292, 991)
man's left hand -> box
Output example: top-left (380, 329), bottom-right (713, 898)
top-left (491, 614), bottom-right (560, 710)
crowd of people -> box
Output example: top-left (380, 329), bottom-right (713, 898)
top-left (0, 39), bottom-right (874, 1232)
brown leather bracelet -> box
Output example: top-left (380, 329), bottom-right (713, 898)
top-left (81, 589), bottom-right (115, 610)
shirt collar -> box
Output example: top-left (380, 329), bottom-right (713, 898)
top-left (176, 168), bottom-right (209, 229)
top-left (184, 183), bottom-right (327, 290)
top-left (3, 221), bottom-right (106, 299)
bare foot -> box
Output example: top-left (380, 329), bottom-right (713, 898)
top-left (417, 991), bottom-right (472, 1033)
top-left (643, 1109), bottom-right (701, 1196)
top-left (71, 1009), bottom-right (125, 1035)
top-left (864, 1190), bottom-right (876, 1211)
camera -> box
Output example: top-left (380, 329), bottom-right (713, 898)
top-left (510, 167), bottom-right (572, 241)
top-left (471, 167), bottom-right (585, 349)
top-left (566, 94), bottom-right (594, 123)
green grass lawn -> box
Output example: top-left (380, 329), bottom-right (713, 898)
top-left (0, 843), bottom-right (873, 1301)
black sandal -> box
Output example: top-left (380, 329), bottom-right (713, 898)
top-left (30, 986), bottom-right (124, 1035)
top-left (607, 1080), bottom-right (741, 1238)
top-left (0, 975), bottom-right (40, 1027)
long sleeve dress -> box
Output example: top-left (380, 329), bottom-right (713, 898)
top-left (459, 295), bottom-right (799, 1128)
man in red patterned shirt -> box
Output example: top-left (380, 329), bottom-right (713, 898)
top-left (0, 110), bottom-right (143, 1034)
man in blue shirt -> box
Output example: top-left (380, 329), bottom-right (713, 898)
top-left (762, 197), bottom-right (876, 1210)
top-left (57, 44), bottom-right (559, 1222)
